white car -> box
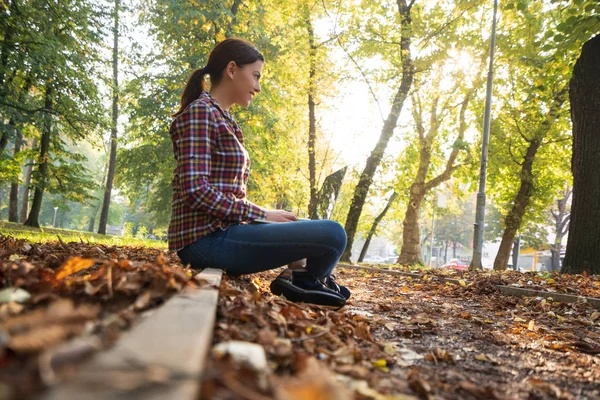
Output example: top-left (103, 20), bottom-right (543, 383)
top-left (363, 255), bottom-right (385, 264)
top-left (384, 256), bottom-right (398, 264)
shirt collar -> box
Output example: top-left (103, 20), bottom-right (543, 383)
top-left (201, 91), bottom-right (235, 122)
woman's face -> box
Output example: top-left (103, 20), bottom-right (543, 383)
top-left (230, 60), bottom-right (263, 107)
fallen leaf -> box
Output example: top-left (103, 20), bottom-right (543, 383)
top-left (55, 257), bottom-right (96, 280)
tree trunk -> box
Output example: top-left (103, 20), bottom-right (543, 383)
top-left (397, 185), bottom-right (425, 264)
top-left (562, 35), bottom-right (600, 275)
top-left (307, 16), bottom-right (319, 219)
top-left (98, 0), bottom-right (119, 235)
top-left (341, 0), bottom-right (415, 261)
top-left (444, 241), bottom-right (448, 263)
top-left (493, 139), bottom-right (542, 270)
top-left (24, 87), bottom-right (52, 228)
top-left (225, 0), bottom-right (242, 38)
top-left (0, 185), bottom-right (4, 219)
top-left (494, 86), bottom-right (567, 270)
top-left (8, 123), bottom-right (22, 222)
top-left (20, 138), bottom-right (37, 223)
top-left (550, 188), bottom-right (570, 272)
top-left (358, 191), bottom-right (398, 262)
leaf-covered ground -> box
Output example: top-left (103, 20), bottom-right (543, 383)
top-left (1, 234), bottom-right (599, 400)
top-left (205, 268), bottom-right (600, 400)
top-left (0, 235), bottom-right (196, 399)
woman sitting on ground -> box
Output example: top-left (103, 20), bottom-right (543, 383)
top-left (168, 38), bottom-right (350, 308)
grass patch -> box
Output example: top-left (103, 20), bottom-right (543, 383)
top-left (0, 221), bottom-right (167, 250)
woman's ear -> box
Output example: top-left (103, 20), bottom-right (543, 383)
top-left (226, 61), bottom-right (237, 80)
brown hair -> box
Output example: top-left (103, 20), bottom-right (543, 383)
top-left (173, 38), bottom-right (264, 117)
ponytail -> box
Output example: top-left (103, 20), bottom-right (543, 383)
top-left (172, 67), bottom-right (208, 117)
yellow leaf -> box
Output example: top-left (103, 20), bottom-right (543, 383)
top-left (475, 354), bottom-right (488, 361)
top-left (55, 257), bottom-right (96, 280)
top-left (528, 320), bottom-right (535, 331)
top-left (546, 278), bottom-right (556, 284)
top-left (459, 280), bottom-right (467, 287)
top-left (306, 326), bottom-right (312, 335)
top-left (372, 359), bottom-right (389, 373)
top-left (372, 359), bottom-right (387, 368)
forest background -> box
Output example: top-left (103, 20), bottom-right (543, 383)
top-left (0, 0), bottom-right (598, 270)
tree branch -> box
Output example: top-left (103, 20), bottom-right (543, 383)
top-left (321, 0), bottom-right (385, 122)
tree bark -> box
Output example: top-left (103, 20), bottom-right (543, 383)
top-left (98, 0), bottom-right (119, 235)
top-left (307, 15), bottom-right (319, 219)
top-left (20, 138), bottom-right (37, 223)
top-left (8, 121), bottom-right (22, 222)
top-left (493, 139), bottom-right (542, 270)
top-left (398, 184), bottom-right (426, 264)
top-left (493, 87), bottom-right (567, 270)
top-left (562, 35), bottom-right (600, 275)
top-left (342, 0), bottom-right (415, 261)
top-left (358, 191), bottom-right (398, 262)
top-left (24, 87), bottom-right (53, 228)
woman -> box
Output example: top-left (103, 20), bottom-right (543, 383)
top-left (169, 38), bottom-right (350, 308)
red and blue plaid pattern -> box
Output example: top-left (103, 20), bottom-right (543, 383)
top-left (168, 92), bottom-right (267, 252)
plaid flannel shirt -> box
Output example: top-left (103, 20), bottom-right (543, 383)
top-left (168, 92), bottom-right (267, 252)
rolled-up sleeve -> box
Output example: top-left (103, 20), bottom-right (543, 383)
top-left (175, 102), bottom-right (267, 222)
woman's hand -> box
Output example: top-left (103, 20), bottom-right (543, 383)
top-left (265, 209), bottom-right (298, 223)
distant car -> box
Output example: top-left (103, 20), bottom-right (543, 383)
top-left (442, 259), bottom-right (470, 271)
top-left (384, 256), bottom-right (398, 264)
top-left (363, 255), bottom-right (385, 264)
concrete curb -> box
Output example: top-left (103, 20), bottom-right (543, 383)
top-left (41, 268), bottom-right (223, 400)
top-left (338, 263), bottom-right (600, 310)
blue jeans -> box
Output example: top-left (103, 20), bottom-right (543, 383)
top-left (177, 220), bottom-right (347, 278)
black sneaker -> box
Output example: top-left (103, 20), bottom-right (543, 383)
top-left (324, 274), bottom-right (351, 300)
top-left (270, 269), bottom-right (346, 309)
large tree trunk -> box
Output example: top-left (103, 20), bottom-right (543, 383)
top-left (562, 35), bottom-right (600, 275)
top-left (358, 191), bottom-right (397, 262)
top-left (8, 123), bottom-right (22, 222)
top-left (341, 0), bottom-right (415, 261)
top-left (307, 16), bottom-right (318, 219)
top-left (98, 0), bottom-right (119, 235)
top-left (24, 87), bottom-right (53, 228)
top-left (20, 138), bottom-right (37, 223)
top-left (493, 87), bottom-right (567, 270)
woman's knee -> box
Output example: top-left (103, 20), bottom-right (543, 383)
top-left (318, 220), bottom-right (347, 252)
